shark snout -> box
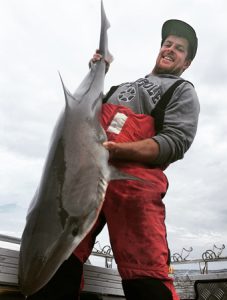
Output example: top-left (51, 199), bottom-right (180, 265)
top-left (19, 254), bottom-right (47, 295)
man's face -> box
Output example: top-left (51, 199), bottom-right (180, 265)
top-left (152, 35), bottom-right (191, 76)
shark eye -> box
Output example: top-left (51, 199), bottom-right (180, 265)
top-left (72, 227), bottom-right (79, 236)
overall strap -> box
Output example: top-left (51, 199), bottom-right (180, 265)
top-left (151, 79), bottom-right (191, 132)
top-left (102, 85), bottom-right (120, 103)
top-left (103, 79), bottom-right (193, 132)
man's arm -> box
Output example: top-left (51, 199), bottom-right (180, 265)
top-left (103, 138), bottom-right (160, 165)
top-left (152, 82), bottom-right (200, 164)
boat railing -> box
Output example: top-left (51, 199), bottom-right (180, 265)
top-left (1, 233), bottom-right (227, 273)
top-left (171, 244), bottom-right (227, 274)
top-left (0, 234), bottom-right (21, 245)
top-left (0, 233), bottom-right (114, 268)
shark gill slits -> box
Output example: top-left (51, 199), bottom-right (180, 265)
top-left (58, 206), bottom-right (69, 228)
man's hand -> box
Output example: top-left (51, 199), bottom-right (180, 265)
top-left (103, 139), bottom-right (160, 164)
top-left (89, 49), bottom-right (110, 73)
top-left (92, 51), bottom-right (103, 62)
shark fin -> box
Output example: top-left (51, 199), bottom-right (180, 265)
top-left (99, 0), bottom-right (114, 65)
top-left (109, 165), bottom-right (152, 186)
top-left (58, 71), bottom-right (79, 107)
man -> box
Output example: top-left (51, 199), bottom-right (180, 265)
top-left (28, 19), bottom-right (199, 300)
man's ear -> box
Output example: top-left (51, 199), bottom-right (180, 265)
top-left (183, 59), bottom-right (191, 71)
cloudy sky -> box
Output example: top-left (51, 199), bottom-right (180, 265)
top-left (1, 0), bottom-right (227, 266)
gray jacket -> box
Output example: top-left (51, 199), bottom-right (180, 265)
top-left (105, 73), bottom-right (200, 165)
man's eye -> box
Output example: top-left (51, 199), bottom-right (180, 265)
top-left (177, 47), bottom-right (185, 52)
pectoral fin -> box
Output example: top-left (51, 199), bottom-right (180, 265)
top-left (109, 166), bottom-right (152, 186)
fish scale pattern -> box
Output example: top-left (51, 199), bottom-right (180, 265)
top-left (195, 280), bottom-right (227, 300)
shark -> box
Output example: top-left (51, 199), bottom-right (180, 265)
top-left (18, 1), bottom-right (125, 296)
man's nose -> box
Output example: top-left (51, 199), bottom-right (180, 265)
top-left (167, 44), bottom-right (175, 52)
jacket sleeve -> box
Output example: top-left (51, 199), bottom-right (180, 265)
top-left (152, 81), bottom-right (200, 165)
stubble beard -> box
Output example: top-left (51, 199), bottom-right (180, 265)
top-left (152, 64), bottom-right (182, 76)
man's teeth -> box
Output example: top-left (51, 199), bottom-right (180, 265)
top-left (163, 56), bottom-right (173, 61)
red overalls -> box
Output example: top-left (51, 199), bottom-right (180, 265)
top-left (74, 103), bottom-right (179, 300)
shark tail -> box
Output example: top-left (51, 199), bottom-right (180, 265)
top-left (99, 0), bottom-right (114, 64)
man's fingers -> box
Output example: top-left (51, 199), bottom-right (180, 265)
top-left (103, 141), bottom-right (116, 149)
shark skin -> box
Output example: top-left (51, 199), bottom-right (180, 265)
top-left (19, 1), bottom-right (115, 296)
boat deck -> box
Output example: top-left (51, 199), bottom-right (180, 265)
top-left (0, 236), bottom-right (227, 300)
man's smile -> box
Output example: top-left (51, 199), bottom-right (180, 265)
top-left (162, 54), bottom-right (174, 63)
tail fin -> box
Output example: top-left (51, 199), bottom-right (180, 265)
top-left (99, 0), bottom-right (114, 64)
